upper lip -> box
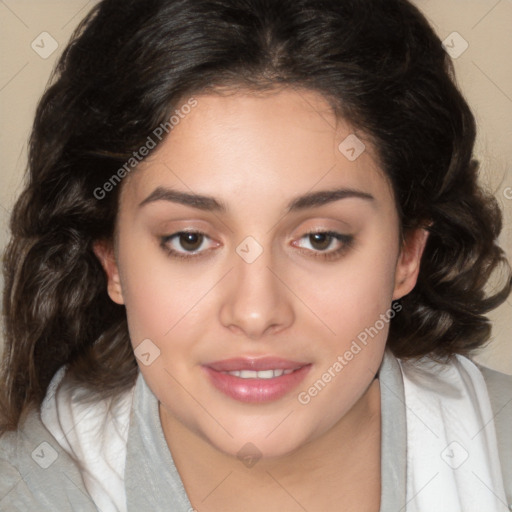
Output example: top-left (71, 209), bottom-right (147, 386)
top-left (205, 357), bottom-right (309, 372)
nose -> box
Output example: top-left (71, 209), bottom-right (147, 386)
top-left (219, 247), bottom-right (295, 340)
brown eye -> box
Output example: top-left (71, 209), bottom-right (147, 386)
top-left (178, 232), bottom-right (204, 251)
top-left (160, 231), bottom-right (214, 260)
top-left (309, 232), bottom-right (332, 251)
top-left (292, 231), bottom-right (354, 262)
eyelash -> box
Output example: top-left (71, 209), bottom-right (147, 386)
top-left (159, 230), bottom-right (354, 261)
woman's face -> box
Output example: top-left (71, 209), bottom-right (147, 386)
top-left (96, 87), bottom-right (426, 459)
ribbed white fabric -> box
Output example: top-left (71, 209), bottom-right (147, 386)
top-left (398, 354), bottom-right (509, 512)
top-left (40, 355), bottom-right (509, 512)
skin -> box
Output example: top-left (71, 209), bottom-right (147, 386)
top-left (94, 86), bottom-right (428, 511)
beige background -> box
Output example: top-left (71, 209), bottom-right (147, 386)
top-left (0, 0), bottom-right (511, 373)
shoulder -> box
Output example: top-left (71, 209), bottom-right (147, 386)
top-left (475, 361), bottom-right (512, 407)
top-left (0, 407), bottom-right (98, 511)
top-left (474, 361), bottom-right (512, 444)
top-left (473, 361), bottom-right (512, 439)
top-left (473, 360), bottom-right (512, 504)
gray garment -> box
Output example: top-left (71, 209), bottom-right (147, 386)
top-left (1, 349), bottom-right (511, 511)
top-left (477, 359), bottom-right (512, 509)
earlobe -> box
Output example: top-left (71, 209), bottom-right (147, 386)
top-left (93, 240), bottom-right (125, 305)
top-left (392, 228), bottom-right (430, 301)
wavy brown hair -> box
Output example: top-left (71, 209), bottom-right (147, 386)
top-left (1, 0), bottom-right (511, 433)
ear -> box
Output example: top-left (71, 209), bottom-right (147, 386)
top-left (392, 227), bottom-right (430, 301)
top-left (93, 239), bottom-right (125, 305)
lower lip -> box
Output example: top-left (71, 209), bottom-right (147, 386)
top-left (203, 365), bottom-right (312, 403)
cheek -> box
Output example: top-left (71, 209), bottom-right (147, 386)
top-left (294, 244), bottom-right (397, 424)
top-left (117, 240), bottom-right (212, 346)
top-left (294, 236), bottom-right (398, 343)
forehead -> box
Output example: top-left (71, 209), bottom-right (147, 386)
top-left (121, 87), bottom-right (392, 210)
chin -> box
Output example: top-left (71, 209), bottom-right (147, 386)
top-left (197, 415), bottom-right (318, 463)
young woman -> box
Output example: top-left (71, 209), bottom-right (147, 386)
top-left (1, 0), bottom-right (511, 511)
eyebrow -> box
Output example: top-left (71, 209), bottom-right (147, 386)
top-left (138, 186), bottom-right (374, 213)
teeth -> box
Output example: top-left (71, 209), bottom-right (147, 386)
top-left (224, 368), bottom-right (296, 379)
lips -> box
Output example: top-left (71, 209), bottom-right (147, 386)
top-left (203, 357), bottom-right (311, 403)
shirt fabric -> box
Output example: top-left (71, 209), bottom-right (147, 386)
top-left (1, 348), bottom-right (511, 511)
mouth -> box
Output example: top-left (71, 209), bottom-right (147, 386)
top-left (203, 357), bottom-right (312, 403)
top-left (221, 368), bottom-right (296, 379)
